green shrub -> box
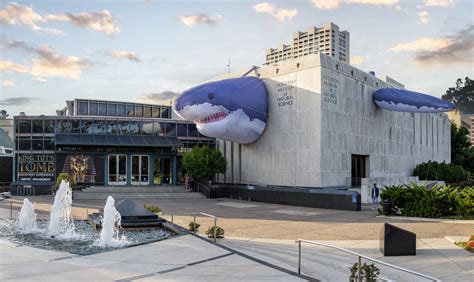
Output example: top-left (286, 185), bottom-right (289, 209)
top-left (349, 262), bottom-right (380, 282)
top-left (413, 161), bottom-right (469, 183)
top-left (205, 226), bottom-right (224, 238)
top-left (380, 183), bottom-right (473, 218)
top-left (188, 221), bottom-right (201, 231)
top-left (55, 173), bottom-right (76, 188)
top-left (143, 204), bottom-right (161, 213)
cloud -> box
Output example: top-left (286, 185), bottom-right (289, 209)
top-left (390, 25), bottom-right (474, 66)
top-left (177, 13), bottom-right (221, 27)
top-left (311, 0), bottom-right (398, 10)
top-left (105, 50), bottom-right (141, 62)
top-left (2, 39), bottom-right (93, 79)
top-left (414, 25), bottom-right (474, 65)
top-left (0, 97), bottom-right (33, 106)
top-left (253, 2), bottom-right (297, 22)
top-left (1, 79), bottom-right (14, 87)
top-left (350, 56), bottom-right (365, 65)
top-left (0, 2), bottom-right (63, 34)
top-left (423, 0), bottom-right (455, 7)
top-left (138, 91), bottom-right (179, 103)
top-left (418, 11), bottom-right (429, 24)
top-left (389, 37), bottom-right (452, 52)
top-left (0, 60), bottom-right (30, 73)
top-left (46, 10), bottom-right (119, 35)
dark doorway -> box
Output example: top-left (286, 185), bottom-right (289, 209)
top-left (351, 154), bottom-right (367, 187)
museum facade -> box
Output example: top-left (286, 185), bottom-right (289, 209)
top-left (12, 99), bottom-right (215, 193)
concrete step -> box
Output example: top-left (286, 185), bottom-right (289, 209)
top-left (73, 191), bottom-right (204, 200)
top-left (81, 185), bottom-right (187, 194)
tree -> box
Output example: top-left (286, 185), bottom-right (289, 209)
top-left (442, 77), bottom-right (474, 114)
top-left (451, 124), bottom-right (474, 173)
top-left (182, 146), bottom-right (227, 183)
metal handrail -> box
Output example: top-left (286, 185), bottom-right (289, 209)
top-left (296, 239), bottom-right (440, 282)
top-left (167, 212), bottom-right (219, 243)
top-left (197, 183), bottom-right (211, 198)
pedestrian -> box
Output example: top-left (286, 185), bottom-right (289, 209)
top-left (371, 183), bottom-right (380, 210)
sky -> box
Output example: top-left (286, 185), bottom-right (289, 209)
top-left (0, 0), bottom-right (473, 116)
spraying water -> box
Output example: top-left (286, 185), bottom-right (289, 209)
top-left (48, 180), bottom-right (75, 238)
top-left (18, 198), bottom-right (40, 234)
top-left (95, 196), bottom-right (128, 247)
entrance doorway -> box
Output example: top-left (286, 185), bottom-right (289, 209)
top-left (108, 154), bottom-right (127, 185)
top-left (131, 155), bottom-right (149, 185)
top-left (351, 154), bottom-right (367, 187)
top-left (153, 157), bottom-right (172, 185)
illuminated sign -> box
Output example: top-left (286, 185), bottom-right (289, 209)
top-left (18, 154), bottom-right (55, 181)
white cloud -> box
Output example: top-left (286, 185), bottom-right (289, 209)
top-left (311, 0), bottom-right (399, 10)
top-left (0, 2), bottom-right (63, 34)
top-left (106, 50), bottom-right (141, 62)
top-left (350, 56), bottom-right (365, 65)
top-left (389, 37), bottom-right (453, 52)
top-left (47, 10), bottom-right (119, 35)
top-left (1, 79), bottom-right (14, 87)
top-left (35, 77), bottom-right (46, 83)
top-left (423, 0), bottom-right (455, 7)
top-left (253, 2), bottom-right (297, 22)
top-left (0, 60), bottom-right (30, 73)
top-left (177, 13), bottom-right (222, 27)
top-left (418, 11), bottom-right (429, 24)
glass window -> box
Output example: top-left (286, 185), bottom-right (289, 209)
top-left (106, 120), bottom-right (117, 134)
top-left (117, 103), bottom-right (126, 116)
top-left (153, 122), bottom-right (164, 136)
top-left (165, 122), bottom-right (176, 137)
top-left (78, 100), bottom-right (88, 115)
top-left (89, 102), bottom-right (98, 115)
top-left (32, 119), bottom-right (43, 133)
top-left (107, 103), bottom-right (117, 116)
top-left (93, 120), bottom-right (106, 134)
top-left (57, 120), bottom-right (71, 133)
top-left (188, 124), bottom-right (199, 137)
top-left (140, 121), bottom-right (154, 135)
top-left (144, 106), bottom-right (152, 118)
top-left (177, 123), bottom-right (187, 137)
top-left (18, 138), bottom-right (31, 150)
top-left (129, 121), bottom-right (140, 135)
top-left (32, 137), bottom-right (43, 151)
top-left (80, 120), bottom-right (94, 134)
top-left (126, 104), bottom-right (135, 117)
top-left (70, 120), bottom-right (81, 134)
top-left (135, 105), bottom-right (143, 117)
top-left (19, 120), bottom-right (32, 133)
top-left (99, 102), bottom-right (107, 116)
top-left (44, 120), bottom-right (55, 133)
top-left (118, 121), bottom-right (130, 134)
top-left (161, 108), bottom-right (170, 118)
top-left (44, 137), bottom-right (55, 150)
top-left (152, 106), bottom-right (160, 118)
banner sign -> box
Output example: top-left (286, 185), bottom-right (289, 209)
top-left (18, 154), bottom-right (55, 182)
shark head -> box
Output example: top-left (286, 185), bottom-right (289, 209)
top-left (173, 76), bottom-right (268, 144)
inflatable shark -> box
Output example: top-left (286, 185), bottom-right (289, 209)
top-left (173, 76), bottom-right (268, 144)
top-left (173, 75), bottom-right (454, 144)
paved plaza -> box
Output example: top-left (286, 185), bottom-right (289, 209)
top-left (0, 195), bottom-right (472, 281)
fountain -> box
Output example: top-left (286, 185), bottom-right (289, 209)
top-left (48, 180), bottom-right (75, 238)
top-left (18, 198), bottom-right (39, 234)
top-left (95, 196), bottom-right (128, 247)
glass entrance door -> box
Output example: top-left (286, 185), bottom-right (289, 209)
top-left (153, 157), bottom-right (172, 185)
top-left (108, 154), bottom-right (127, 185)
top-left (351, 154), bottom-right (367, 187)
top-left (131, 155), bottom-right (149, 185)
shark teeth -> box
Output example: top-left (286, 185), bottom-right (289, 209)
top-left (196, 112), bottom-right (228, 124)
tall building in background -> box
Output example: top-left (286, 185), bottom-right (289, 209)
top-left (265, 22), bottom-right (350, 65)
top-left (448, 109), bottom-right (474, 146)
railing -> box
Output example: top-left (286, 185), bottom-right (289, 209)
top-left (296, 239), bottom-right (440, 281)
top-left (168, 212), bottom-right (218, 243)
top-left (16, 185), bottom-right (35, 196)
top-left (196, 183), bottom-right (211, 198)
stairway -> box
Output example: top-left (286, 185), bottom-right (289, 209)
top-left (73, 185), bottom-right (205, 200)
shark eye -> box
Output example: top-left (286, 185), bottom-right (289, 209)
top-left (208, 93), bottom-right (214, 100)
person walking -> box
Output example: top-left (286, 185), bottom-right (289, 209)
top-left (371, 183), bottom-right (380, 210)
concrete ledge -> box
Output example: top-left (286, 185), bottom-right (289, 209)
top-left (377, 215), bottom-right (474, 224)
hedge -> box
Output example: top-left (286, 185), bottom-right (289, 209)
top-left (413, 161), bottom-right (469, 183)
